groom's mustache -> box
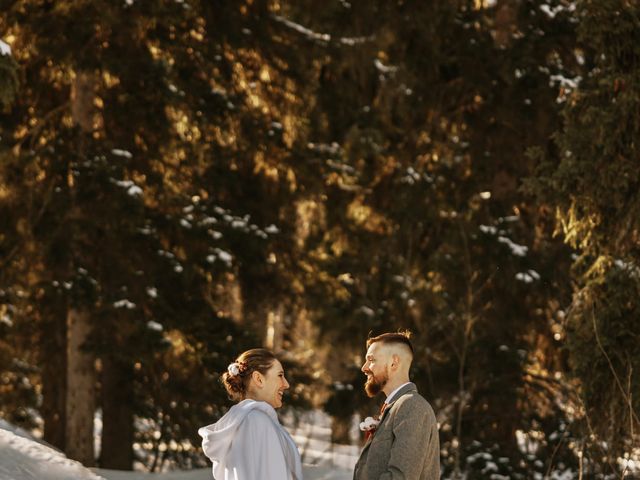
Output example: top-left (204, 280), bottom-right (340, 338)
top-left (364, 371), bottom-right (388, 397)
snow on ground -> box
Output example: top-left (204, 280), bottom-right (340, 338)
top-left (97, 466), bottom-right (351, 480)
top-left (0, 427), bottom-right (105, 480)
top-left (283, 409), bottom-right (360, 472)
top-left (0, 412), bottom-right (355, 480)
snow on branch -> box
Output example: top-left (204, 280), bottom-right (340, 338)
top-left (0, 40), bottom-right (11, 57)
top-left (374, 59), bottom-right (398, 74)
top-left (497, 236), bottom-right (528, 257)
top-left (539, 2), bottom-right (576, 19)
top-left (271, 15), bottom-right (371, 46)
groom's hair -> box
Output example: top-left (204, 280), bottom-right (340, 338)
top-left (367, 330), bottom-right (414, 356)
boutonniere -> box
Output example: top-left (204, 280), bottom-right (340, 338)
top-left (359, 416), bottom-right (380, 440)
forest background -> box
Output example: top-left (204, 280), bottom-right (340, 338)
top-left (0, 0), bottom-right (639, 478)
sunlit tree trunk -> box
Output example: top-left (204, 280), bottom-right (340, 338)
top-left (65, 307), bottom-right (95, 465)
top-left (264, 305), bottom-right (284, 351)
top-left (65, 70), bottom-right (97, 465)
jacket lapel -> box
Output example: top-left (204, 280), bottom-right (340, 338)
top-left (379, 382), bottom-right (417, 423)
top-left (362, 383), bottom-right (418, 449)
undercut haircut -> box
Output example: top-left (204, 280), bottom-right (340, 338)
top-left (367, 331), bottom-right (414, 356)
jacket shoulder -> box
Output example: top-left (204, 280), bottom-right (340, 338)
top-left (244, 408), bottom-right (277, 426)
top-left (394, 391), bottom-right (436, 419)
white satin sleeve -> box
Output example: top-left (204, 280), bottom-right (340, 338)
top-left (226, 410), bottom-right (290, 480)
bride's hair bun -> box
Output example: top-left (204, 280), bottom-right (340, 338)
top-left (221, 348), bottom-right (277, 401)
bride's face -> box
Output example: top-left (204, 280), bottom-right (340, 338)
top-left (252, 360), bottom-right (290, 409)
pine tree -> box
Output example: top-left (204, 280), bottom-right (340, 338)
top-left (527, 0), bottom-right (640, 469)
top-left (0, 0), bottom-right (306, 468)
top-left (287, 1), bottom-right (579, 475)
top-left (0, 38), bottom-right (18, 108)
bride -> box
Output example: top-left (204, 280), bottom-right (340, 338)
top-left (198, 348), bottom-right (302, 480)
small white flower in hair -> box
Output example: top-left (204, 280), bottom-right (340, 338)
top-left (227, 362), bottom-right (241, 376)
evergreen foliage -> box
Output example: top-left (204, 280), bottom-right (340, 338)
top-left (526, 0), bottom-right (640, 470)
top-left (0, 52), bottom-right (18, 108)
top-left (0, 0), bottom-right (638, 477)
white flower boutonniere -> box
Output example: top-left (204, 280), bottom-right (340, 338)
top-left (359, 416), bottom-right (380, 437)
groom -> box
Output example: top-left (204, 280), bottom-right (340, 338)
top-left (353, 331), bottom-right (440, 480)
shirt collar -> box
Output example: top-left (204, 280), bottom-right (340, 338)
top-left (385, 382), bottom-right (412, 404)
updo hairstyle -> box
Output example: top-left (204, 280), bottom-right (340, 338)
top-left (222, 348), bottom-right (277, 401)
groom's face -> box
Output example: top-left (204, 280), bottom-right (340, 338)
top-left (361, 342), bottom-right (390, 398)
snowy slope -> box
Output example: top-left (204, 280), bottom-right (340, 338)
top-left (0, 427), bottom-right (106, 480)
top-left (97, 466), bottom-right (351, 480)
top-left (0, 420), bottom-right (354, 480)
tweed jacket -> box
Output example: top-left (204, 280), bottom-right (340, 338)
top-left (353, 383), bottom-right (440, 480)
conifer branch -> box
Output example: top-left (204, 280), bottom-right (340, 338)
top-left (590, 308), bottom-right (640, 427)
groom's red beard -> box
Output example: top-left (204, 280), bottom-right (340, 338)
top-left (364, 368), bottom-right (389, 397)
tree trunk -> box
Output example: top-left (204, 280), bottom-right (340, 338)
top-left (265, 305), bottom-right (285, 351)
top-left (71, 71), bottom-right (95, 133)
top-left (64, 68), bottom-right (97, 466)
top-left (100, 354), bottom-right (134, 470)
top-left (330, 415), bottom-right (351, 444)
top-left (65, 307), bottom-right (95, 466)
top-left (41, 308), bottom-right (67, 451)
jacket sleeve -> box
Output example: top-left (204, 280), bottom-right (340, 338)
top-left (198, 424), bottom-right (216, 462)
top-left (379, 399), bottom-right (440, 480)
top-left (227, 410), bottom-right (290, 480)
